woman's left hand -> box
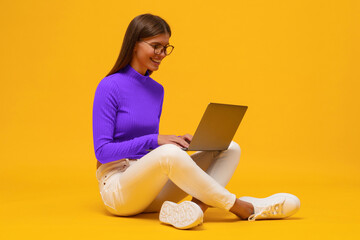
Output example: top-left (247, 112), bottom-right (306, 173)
top-left (178, 134), bottom-right (193, 144)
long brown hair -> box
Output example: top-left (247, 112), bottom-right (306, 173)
top-left (106, 14), bottom-right (171, 77)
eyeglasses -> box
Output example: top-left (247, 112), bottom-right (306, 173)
top-left (142, 41), bottom-right (174, 56)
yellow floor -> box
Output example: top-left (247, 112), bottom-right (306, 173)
top-left (1, 160), bottom-right (359, 240)
top-left (1, 1), bottom-right (359, 239)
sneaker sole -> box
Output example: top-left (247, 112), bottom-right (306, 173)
top-left (159, 201), bottom-right (203, 229)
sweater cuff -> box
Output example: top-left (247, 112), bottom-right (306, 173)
top-left (149, 134), bottom-right (159, 149)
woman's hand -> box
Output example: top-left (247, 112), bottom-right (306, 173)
top-left (158, 134), bottom-right (193, 148)
top-left (178, 133), bottom-right (193, 144)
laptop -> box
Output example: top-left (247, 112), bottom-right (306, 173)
top-left (147, 102), bottom-right (248, 152)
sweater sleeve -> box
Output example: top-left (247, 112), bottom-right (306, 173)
top-left (92, 79), bottom-right (159, 164)
top-left (153, 86), bottom-right (164, 135)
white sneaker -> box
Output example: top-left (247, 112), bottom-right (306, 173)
top-left (159, 201), bottom-right (204, 229)
top-left (239, 193), bottom-right (300, 221)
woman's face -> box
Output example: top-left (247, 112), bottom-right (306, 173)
top-left (131, 33), bottom-right (170, 75)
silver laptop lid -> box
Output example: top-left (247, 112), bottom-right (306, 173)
top-left (186, 103), bottom-right (248, 151)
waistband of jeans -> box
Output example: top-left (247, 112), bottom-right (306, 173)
top-left (96, 158), bottom-right (138, 181)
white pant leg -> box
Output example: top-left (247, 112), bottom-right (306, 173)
top-left (96, 144), bottom-right (237, 216)
top-left (143, 141), bottom-right (241, 212)
top-left (194, 141), bottom-right (241, 187)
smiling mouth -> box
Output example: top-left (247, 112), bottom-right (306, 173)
top-left (151, 58), bottom-right (161, 64)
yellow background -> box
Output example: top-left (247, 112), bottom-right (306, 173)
top-left (1, 0), bottom-right (359, 239)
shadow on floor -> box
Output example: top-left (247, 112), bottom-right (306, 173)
top-left (90, 202), bottom-right (303, 223)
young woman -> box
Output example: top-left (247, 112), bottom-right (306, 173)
top-left (92, 13), bottom-right (300, 230)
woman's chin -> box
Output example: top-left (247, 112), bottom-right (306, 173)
top-left (148, 66), bottom-right (159, 72)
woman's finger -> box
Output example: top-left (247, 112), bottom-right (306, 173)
top-left (174, 136), bottom-right (189, 147)
top-left (185, 133), bottom-right (193, 141)
top-left (170, 141), bottom-right (183, 148)
top-left (179, 134), bottom-right (192, 143)
top-left (184, 134), bottom-right (192, 143)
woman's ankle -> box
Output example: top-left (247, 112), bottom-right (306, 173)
top-left (230, 198), bottom-right (254, 220)
top-left (191, 197), bottom-right (208, 212)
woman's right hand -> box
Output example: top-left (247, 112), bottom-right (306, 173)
top-left (158, 134), bottom-right (190, 148)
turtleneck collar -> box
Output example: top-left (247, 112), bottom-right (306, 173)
top-left (121, 64), bottom-right (150, 82)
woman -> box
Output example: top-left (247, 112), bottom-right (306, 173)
top-left (92, 13), bottom-right (300, 229)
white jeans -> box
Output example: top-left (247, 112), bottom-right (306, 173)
top-left (96, 141), bottom-right (241, 216)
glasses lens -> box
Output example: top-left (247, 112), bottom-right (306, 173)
top-left (153, 45), bottom-right (163, 54)
top-left (165, 45), bottom-right (174, 55)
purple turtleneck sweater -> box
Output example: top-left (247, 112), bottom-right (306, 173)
top-left (92, 64), bottom-right (164, 164)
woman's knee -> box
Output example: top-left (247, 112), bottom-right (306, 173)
top-left (228, 141), bottom-right (241, 155)
top-left (155, 144), bottom-right (188, 161)
top-left (157, 143), bottom-right (185, 155)
top-left (152, 144), bottom-right (190, 173)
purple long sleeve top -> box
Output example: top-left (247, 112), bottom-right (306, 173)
top-left (92, 64), bottom-right (164, 164)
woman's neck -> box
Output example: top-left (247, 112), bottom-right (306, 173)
top-left (129, 61), bottom-right (147, 76)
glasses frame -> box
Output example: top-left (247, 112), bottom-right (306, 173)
top-left (142, 41), bottom-right (174, 56)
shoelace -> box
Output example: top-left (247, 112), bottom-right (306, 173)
top-left (248, 199), bottom-right (285, 221)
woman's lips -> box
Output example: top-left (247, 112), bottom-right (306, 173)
top-left (151, 58), bottom-right (161, 65)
